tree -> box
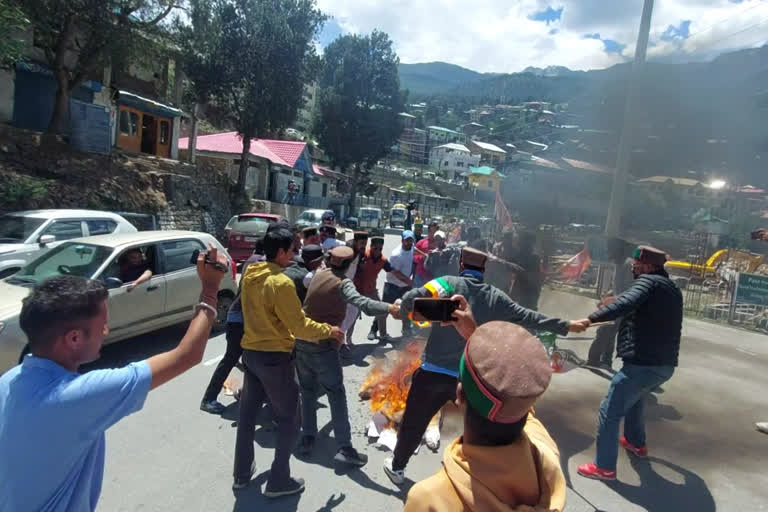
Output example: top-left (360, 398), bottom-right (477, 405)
top-left (212, 0), bottom-right (325, 209)
top-left (0, 0), bottom-right (29, 67)
top-left (18, 0), bottom-right (177, 134)
top-left (313, 31), bottom-right (403, 213)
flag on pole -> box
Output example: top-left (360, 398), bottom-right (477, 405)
top-left (560, 247), bottom-right (592, 281)
top-left (494, 190), bottom-right (513, 230)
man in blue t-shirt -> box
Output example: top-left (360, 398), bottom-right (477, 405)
top-left (0, 247), bottom-right (229, 512)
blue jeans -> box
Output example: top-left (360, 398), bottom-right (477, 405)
top-left (595, 363), bottom-right (675, 471)
top-left (295, 340), bottom-right (351, 449)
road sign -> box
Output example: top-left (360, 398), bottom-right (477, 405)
top-left (735, 272), bottom-right (768, 306)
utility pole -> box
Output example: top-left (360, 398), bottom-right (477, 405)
top-left (604, 0), bottom-right (655, 237)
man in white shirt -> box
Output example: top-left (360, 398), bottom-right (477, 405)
top-left (380, 230), bottom-right (415, 341)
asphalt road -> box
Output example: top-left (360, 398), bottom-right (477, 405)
top-left (90, 233), bottom-right (768, 511)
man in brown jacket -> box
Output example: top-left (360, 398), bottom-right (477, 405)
top-left (296, 246), bottom-right (400, 466)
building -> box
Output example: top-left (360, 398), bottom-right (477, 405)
top-left (398, 112), bottom-right (416, 130)
top-left (467, 140), bottom-right (507, 165)
top-left (427, 125), bottom-right (467, 146)
top-left (468, 165), bottom-right (505, 195)
top-left (399, 127), bottom-right (428, 164)
top-left (460, 122), bottom-right (485, 137)
top-left (178, 132), bottom-right (331, 208)
top-left (428, 143), bottom-right (480, 181)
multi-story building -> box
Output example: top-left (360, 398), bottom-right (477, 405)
top-left (467, 140), bottom-right (507, 165)
top-left (427, 125), bottom-right (467, 145)
top-left (429, 143), bottom-right (480, 181)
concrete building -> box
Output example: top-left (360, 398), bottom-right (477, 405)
top-left (427, 125), bottom-right (466, 145)
top-left (429, 143), bottom-right (480, 181)
top-left (468, 165), bottom-right (505, 194)
top-left (467, 140), bottom-right (507, 165)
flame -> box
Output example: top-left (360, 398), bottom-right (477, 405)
top-left (359, 341), bottom-right (424, 424)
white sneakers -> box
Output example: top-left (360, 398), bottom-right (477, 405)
top-left (756, 422), bottom-right (768, 434)
top-left (424, 425), bottom-right (440, 451)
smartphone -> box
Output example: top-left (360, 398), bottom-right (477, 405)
top-left (413, 298), bottom-right (458, 322)
top-left (190, 249), bottom-right (229, 273)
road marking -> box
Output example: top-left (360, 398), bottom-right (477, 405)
top-left (735, 347), bottom-right (758, 357)
top-left (203, 354), bottom-right (224, 366)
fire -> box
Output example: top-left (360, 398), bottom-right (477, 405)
top-left (359, 341), bottom-right (424, 424)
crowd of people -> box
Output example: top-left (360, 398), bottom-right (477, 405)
top-left (0, 207), bottom-right (685, 511)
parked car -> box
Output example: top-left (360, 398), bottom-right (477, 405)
top-left (0, 230), bottom-right (237, 375)
top-left (358, 207), bottom-right (382, 230)
top-left (224, 213), bottom-right (284, 263)
top-left (295, 209), bottom-right (334, 230)
top-left (0, 209), bottom-right (137, 279)
top-left (390, 205), bottom-right (407, 228)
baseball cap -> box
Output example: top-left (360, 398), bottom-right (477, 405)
top-left (402, 230), bottom-right (415, 241)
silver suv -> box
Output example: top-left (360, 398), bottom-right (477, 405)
top-left (0, 210), bottom-right (137, 279)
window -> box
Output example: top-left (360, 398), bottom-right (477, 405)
top-left (457, 161), bottom-right (464, 167)
top-left (87, 219), bottom-right (118, 236)
top-left (161, 239), bottom-right (205, 273)
top-left (43, 220), bottom-right (84, 241)
top-left (322, 183), bottom-right (328, 197)
top-left (102, 245), bottom-right (159, 283)
top-left (14, 242), bottom-right (113, 283)
top-left (159, 121), bottom-right (170, 144)
top-left (0, 215), bottom-right (45, 242)
top-left (120, 110), bottom-right (139, 136)
top-left (444, 160), bottom-right (449, 166)
top-left (488, 180), bottom-right (493, 188)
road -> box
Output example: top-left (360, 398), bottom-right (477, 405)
top-left (91, 233), bottom-right (768, 511)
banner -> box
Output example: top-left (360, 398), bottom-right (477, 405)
top-left (494, 190), bottom-right (513, 230)
top-left (560, 248), bottom-right (592, 282)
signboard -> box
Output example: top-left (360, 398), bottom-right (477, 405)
top-left (734, 272), bottom-right (768, 306)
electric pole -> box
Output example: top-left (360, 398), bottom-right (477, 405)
top-left (604, 0), bottom-right (655, 237)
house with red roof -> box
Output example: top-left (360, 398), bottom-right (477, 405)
top-left (179, 131), bottom-right (331, 208)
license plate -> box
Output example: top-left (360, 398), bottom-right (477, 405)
top-left (245, 236), bottom-right (258, 242)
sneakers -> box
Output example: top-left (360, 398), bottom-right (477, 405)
top-left (383, 457), bottom-right (405, 485)
top-left (367, 331), bottom-right (378, 341)
top-left (424, 425), bottom-right (440, 452)
top-left (265, 477), bottom-right (305, 498)
top-left (200, 400), bottom-right (226, 415)
top-left (577, 462), bottom-right (616, 481)
top-left (379, 334), bottom-right (394, 345)
top-left (298, 435), bottom-right (315, 456)
top-left (334, 446), bottom-right (368, 467)
top-left (756, 422), bottom-right (768, 434)
top-left (620, 436), bottom-right (648, 457)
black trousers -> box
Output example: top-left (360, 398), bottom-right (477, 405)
top-left (379, 282), bottom-right (412, 336)
top-left (202, 322), bottom-right (244, 403)
top-left (392, 368), bottom-right (457, 470)
top-left (588, 322), bottom-right (619, 366)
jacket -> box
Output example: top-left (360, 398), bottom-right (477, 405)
top-left (589, 271), bottom-right (683, 367)
top-left (240, 262), bottom-right (332, 352)
top-left (403, 414), bottom-right (566, 512)
top-left (400, 275), bottom-right (569, 374)
top-left (284, 260), bottom-right (310, 303)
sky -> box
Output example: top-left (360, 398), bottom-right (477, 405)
top-left (315, 0), bottom-right (768, 72)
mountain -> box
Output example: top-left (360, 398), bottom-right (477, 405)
top-left (398, 62), bottom-right (486, 95)
top-left (522, 65), bottom-right (580, 77)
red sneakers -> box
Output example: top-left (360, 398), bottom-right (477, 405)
top-left (577, 462), bottom-right (617, 481)
top-left (620, 436), bottom-right (648, 457)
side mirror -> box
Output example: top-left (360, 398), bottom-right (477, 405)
top-left (38, 234), bottom-right (55, 246)
top-left (104, 277), bottom-right (124, 290)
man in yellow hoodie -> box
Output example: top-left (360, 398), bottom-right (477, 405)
top-left (403, 316), bottom-right (566, 512)
top-left (234, 228), bottom-right (344, 498)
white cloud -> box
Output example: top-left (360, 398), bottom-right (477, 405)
top-left (315, 0), bottom-right (768, 72)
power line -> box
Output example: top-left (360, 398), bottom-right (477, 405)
top-left (683, 1), bottom-right (767, 42)
top-left (686, 16), bottom-right (768, 53)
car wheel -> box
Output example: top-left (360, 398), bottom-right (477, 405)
top-left (215, 292), bottom-right (234, 331)
top-left (0, 268), bottom-right (20, 280)
top-left (18, 344), bottom-right (30, 364)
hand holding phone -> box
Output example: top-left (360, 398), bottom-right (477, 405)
top-left (412, 298), bottom-right (459, 323)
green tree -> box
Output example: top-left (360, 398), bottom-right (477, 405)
top-left (0, 0), bottom-right (29, 67)
top-left (212, 0), bottom-right (325, 209)
top-left (18, 0), bottom-right (177, 134)
top-left (313, 31), bottom-right (403, 212)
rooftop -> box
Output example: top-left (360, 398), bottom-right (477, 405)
top-left (470, 165), bottom-right (504, 177)
top-left (433, 143), bottom-right (471, 153)
top-left (427, 125), bottom-right (462, 135)
top-left (179, 132), bottom-right (307, 167)
top-left (398, 112), bottom-right (417, 119)
top-left (471, 141), bottom-right (506, 154)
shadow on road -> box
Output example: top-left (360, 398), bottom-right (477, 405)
top-left (82, 324), bottom-right (191, 372)
top-left (231, 470), bottom-right (301, 512)
top-left (607, 456), bottom-right (716, 512)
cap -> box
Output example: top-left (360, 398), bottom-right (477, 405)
top-left (461, 247), bottom-right (487, 268)
top-left (402, 230), bottom-right (415, 241)
top-left (301, 244), bottom-right (324, 264)
top-left (434, 230), bottom-right (446, 239)
top-left (460, 321), bottom-right (552, 423)
top-left (329, 245), bottom-right (354, 266)
top-left (320, 225), bottom-right (337, 235)
top-left (633, 245), bottom-right (668, 267)
top-left (321, 211), bottom-right (336, 222)
top-left (370, 236), bottom-right (385, 247)
top-left (354, 231), bottom-right (369, 241)
top-left (302, 226), bottom-right (318, 237)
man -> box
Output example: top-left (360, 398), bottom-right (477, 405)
top-left (341, 232), bottom-right (370, 346)
top-left (119, 248), bottom-right (153, 292)
top-left (587, 238), bottom-right (634, 369)
top-left (384, 247), bottom-right (584, 484)
top-left (413, 222), bottom-right (424, 242)
top-left (234, 229), bottom-right (344, 497)
top-left (576, 245), bottom-right (683, 481)
top-left (284, 244), bottom-right (323, 304)
top-left (381, 230), bottom-right (415, 341)
top-left (360, 236), bottom-right (411, 341)
top-left (508, 232), bottom-right (544, 311)
top-left (413, 220), bottom-right (439, 288)
top-left (302, 226), bottom-right (321, 246)
top-left (320, 225), bottom-right (343, 252)
top-left (403, 320), bottom-right (566, 512)
top-left (0, 247), bottom-right (229, 511)
top-left (296, 246), bottom-right (400, 465)
top-left (424, 230), bottom-right (459, 278)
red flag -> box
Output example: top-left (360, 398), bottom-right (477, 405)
top-left (560, 248), bottom-right (592, 281)
top-left (494, 190), bottom-right (513, 230)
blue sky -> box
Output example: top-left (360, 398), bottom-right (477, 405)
top-left (316, 0), bottom-right (768, 72)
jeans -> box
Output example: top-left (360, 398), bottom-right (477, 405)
top-left (595, 363), bottom-right (675, 471)
top-left (381, 282), bottom-right (412, 337)
top-left (392, 368), bottom-right (457, 470)
top-left (234, 350), bottom-right (300, 485)
top-left (295, 340), bottom-right (351, 448)
top-left (202, 323), bottom-right (244, 403)
top-left (587, 322), bottom-right (618, 366)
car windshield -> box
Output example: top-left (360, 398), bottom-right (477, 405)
top-left (0, 215), bottom-right (45, 243)
top-left (391, 209), bottom-right (406, 218)
top-left (8, 242), bottom-right (113, 285)
top-left (360, 209), bottom-right (380, 219)
top-left (230, 216), bottom-right (271, 234)
top-left (298, 211), bottom-right (317, 222)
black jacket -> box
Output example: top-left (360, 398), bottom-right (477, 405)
top-left (401, 275), bottom-right (569, 373)
top-left (589, 271), bottom-right (683, 367)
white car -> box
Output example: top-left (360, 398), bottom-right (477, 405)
top-left (0, 209), bottom-right (137, 279)
top-left (0, 230), bottom-right (237, 375)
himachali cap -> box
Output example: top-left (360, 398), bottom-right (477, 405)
top-left (370, 236), bottom-right (385, 246)
top-left (302, 226), bottom-right (318, 237)
top-left (301, 244), bottom-right (324, 264)
top-left (354, 231), bottom-right (369, 241)
top-left (461, 247), bottom-right (488, 268)
top-left (460, 321), bottom-right (552, 423)
top-left (633, 245), bottom-right (668, 267)
top-left (329, 245), bottom-right (354, 266)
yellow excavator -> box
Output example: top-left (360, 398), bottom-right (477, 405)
top-left (666, 249), bottom-right (765, 277)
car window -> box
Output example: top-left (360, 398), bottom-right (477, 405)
top-left (43, 220), bottom-right (84, 241)
top-left (230, 216), bottom-right (270, 235)
top-left (12, 242), bottom-right (114, 283)
top-left (0, 215), bottom-right (45, 243)
top-left (101, 245), bottom-right (159, 283)
top-left (161, 239), bottom-right (205, 273)
top-left (87, 219), bottom-right (118, 236)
